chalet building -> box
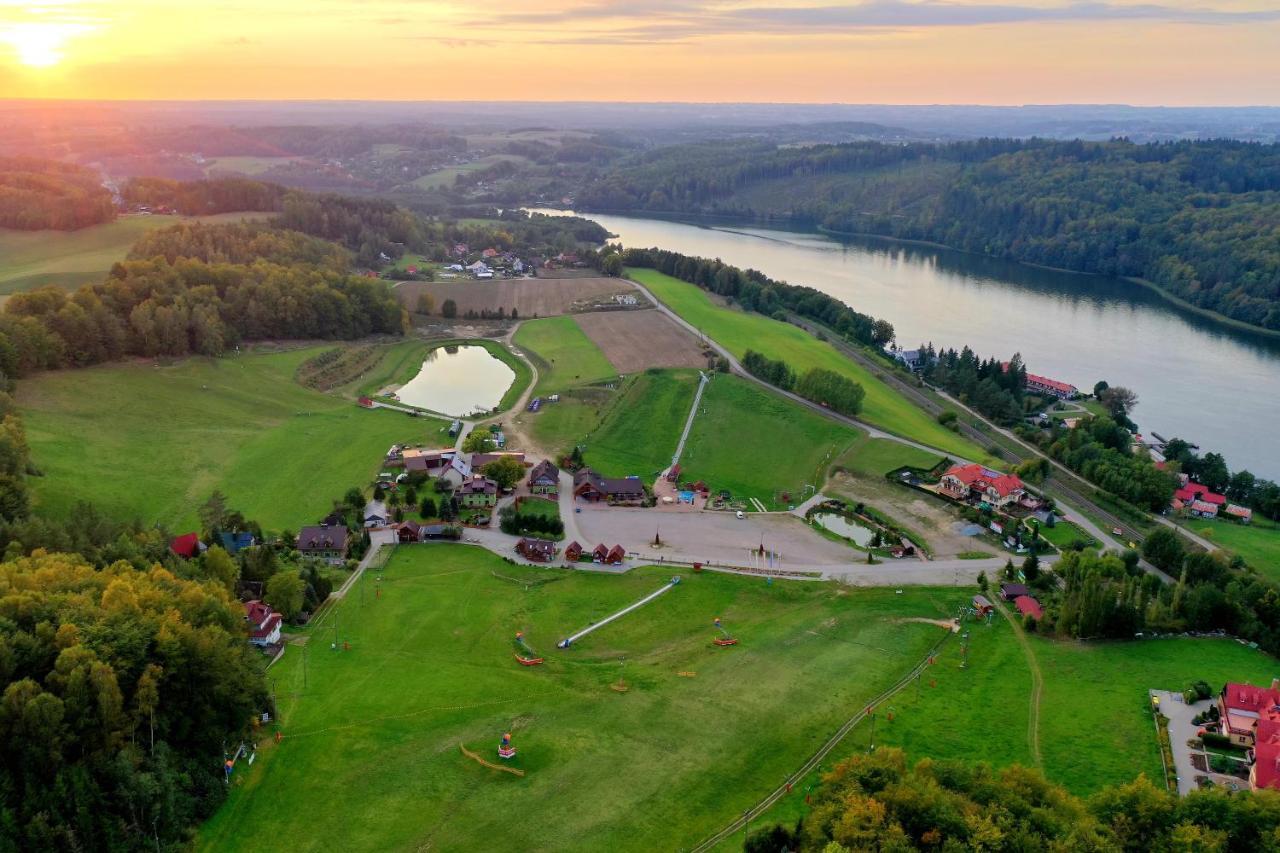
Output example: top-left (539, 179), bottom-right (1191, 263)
top-left (516, 538), bottom-right (556, 562)
top-left (591, 543), bottom-right (610, 562)
top-left (573, 468), bottom-right (646, 505)
top-left (606, 545), bottom-right (626, 565)
top-left (244, 600), bottom-right (283, 647)
top-left (564, 541), bottom-right (583, 561)
top-left (971, 594), bottom-right (994, 616)
top-left (297, 525), bottom-right (349, 563)
top-left (169, 532), bottom-right (203, 559)
top-left (397, 521), bottom-right (422, 543)
top-left (458, 475), bottom-right (498, 508)
top-left (528, 460), bottom-right (560, 495)
top-left (938, 463), bottom-right (1026, 508)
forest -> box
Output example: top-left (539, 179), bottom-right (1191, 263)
top-left (753, 746), bottom-right (1280, 851)
top-left (0, 158), bottom-right (116, 231)
top-left (582, 139), bottom-right (1280, 331)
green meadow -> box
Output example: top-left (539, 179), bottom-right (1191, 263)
top-left (198, 546), bottom-right (954, 852)
top-left (582, 370), bottom-right (699, 477)
top-left (513, 316), bottom-right (618, 396)
top-left (0, 212), bottom-right (272, 296)
top-left (1190, 516), bottom-right (1280, 583)
top-left (17, 346), bottom-right (450, 532)
top-left (680, 374), bottom-right (863, 509)
top-left (626, 268), bottom-right (994, 464)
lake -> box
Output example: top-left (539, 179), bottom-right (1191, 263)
top-left (812, 512), bottom-right (875, 547)
top-left (534, 209), bottom-right (1280, 479)
top-left (395, 345), bottom-right (515, 417)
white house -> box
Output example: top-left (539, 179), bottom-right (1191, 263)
top-left (244, 600), bottom-right (282, 647)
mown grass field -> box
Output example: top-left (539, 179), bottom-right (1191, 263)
top-left (627, 268), bottom-right (994, 463)
top-left (513, 316), bottom-right (618, 396)
top-left (1190, 517), bottom-right (1280, 583)
top-left (748, 605), bottom-right (1280, 842)
top-left (681, 375), bottom-right (862, 509)
top-left (582, 370), bottom-right (698, 477)
top-left (832, 432), bottom-right (944, 478)
top-left (17, 346), bottom-right (450, 532)
top-left (198, 546), bottom-right (954, 852)
top-left (204, 156), bottom-right (300, 175)
top-left (0, 212), bottom-right (271, 296)
top-left (409, 154), bottom-right (531, 190)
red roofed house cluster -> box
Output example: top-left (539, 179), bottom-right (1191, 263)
top-left (1218, 681), bottom-right (1280, 792)
top-left (939, 463), bottom-right (1026, 508)
top-left (1001, 362), bottom-right (1078, 399)
top-left (563, 541), bottom-right (625, 565)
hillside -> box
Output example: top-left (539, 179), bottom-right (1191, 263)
top-left (580, 139), bottom-right (1280, 332)
top-left (0, 157), bottom-right (116, 230)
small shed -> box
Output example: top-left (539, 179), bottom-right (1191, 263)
top-left (972, 594), bottom-right (994, 616)
top-left (564, 541), bottom-right (583, 561)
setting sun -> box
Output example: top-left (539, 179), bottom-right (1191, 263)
top-left (2, 21), bottom-right (89, 68)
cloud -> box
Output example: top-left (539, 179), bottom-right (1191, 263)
top-left (473, 0), bottom-right (1280, 44)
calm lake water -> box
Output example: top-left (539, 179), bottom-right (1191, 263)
top-left (395, 345), bottom-right (514, 417)
top-left (812, 512), bottom-right (874, 547)
top-left (536, 209), bottom-right (1280, 479)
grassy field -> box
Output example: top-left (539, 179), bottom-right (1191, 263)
top-left (17, 346), bottom-right (450, 532)
top-left (1189, 516), bottom-right (1280, 582)
top-left (204, 156), bottom-right (300, 175)
top-left (832, 432), bottom-right (944, 478)
top-left (198, 546), bottom-right (955, 852)
top-left (513, 317), bottom-right (618, 396)
top-left (1032, 518), bottom-right (1097, 550)
top-left (627, 268), bottom-right (994, 463)
top-left (582, 370), bottom-right (698, 478)
top-left (0, 212), bottom-right (270, 296)
top-left (410, 154), bottom-right (531, 190)
top-left (681, 375), bottom-right (862, 509)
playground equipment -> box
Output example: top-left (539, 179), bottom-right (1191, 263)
top-left (498, 732), bottom-right (517, 760)
top-left (712, 616), bottom-right (738, 647)
top-left (557, 576), bottom-right (681, 649)
top-left (513, 631), bottom-right (544, 666)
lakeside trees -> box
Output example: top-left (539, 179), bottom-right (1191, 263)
top-left (585, 139), bottom-right (1280, 331)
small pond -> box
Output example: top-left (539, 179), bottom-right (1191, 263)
top-left (812, 512), bottom-right (875, 547)
top-left (394, 345), bottom-right (515, 417)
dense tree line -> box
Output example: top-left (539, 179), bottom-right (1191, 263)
top-left (620, 247), bottom-right (892, 347)
top-left (0, 552), bottom-right (269, 850)
top-left (917, 345), bottom-right (1029, 424)
top-left (1035, 416), bottom-right (1179, 511)
top-left (741, 350), bottom-right (796, 389)
top-left (793, 367), bottom-right (865, 417)
top-left (122, 176), bottom-right (285, 217)
top-left (0, 157), bottom-right (115, 230)
top-left (585, 139), bottom-right (1280, 331)
top-left (756, 746), bottom-right (1280, 851)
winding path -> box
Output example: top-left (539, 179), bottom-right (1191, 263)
top-left (994, 598), bottom-right (1044, 768)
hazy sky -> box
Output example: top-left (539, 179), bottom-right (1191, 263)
top-left (1, 0), bottom-right (1278, 104)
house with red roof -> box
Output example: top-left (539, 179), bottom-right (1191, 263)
top-left (1188, 500), bottom-right (1220, 519)
top-left (564, 541), bottom-right (583, 561)
top-left (244, 600), bottom-right (282, 647)
top-left (606, 545), bottom-right (626, 565)
top-left (1001, 362), bottom-right (1078, 399)
top-left (1225, 504), bottom-right (1254, 524)
top-left (938, 463), bottom-right (1026, 508)
top-left (169, 532), bottom-right (203, 559)
top-left (1218, 682), bottom-right (1280, 748)
top-left (1174, 482), bottom-right (1227, 507)
top-left (1014, 595), bottom-right (1043, 621)
top-left (1253, 730), bottom-right (1280, 792)
top-left (516, 538), bottom-right (556, 562)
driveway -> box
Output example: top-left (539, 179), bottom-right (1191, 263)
top-left (1150, 689), bottom-right (1248, 796)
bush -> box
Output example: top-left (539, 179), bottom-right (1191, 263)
top-left (1201, 731), bottom-right (1233, 749)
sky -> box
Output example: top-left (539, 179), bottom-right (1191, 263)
top-left (1, 0), bottom-right (1278, 104)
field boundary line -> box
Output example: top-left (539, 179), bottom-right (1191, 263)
top-left (460, 744), bottom-right (526, 777)
top-left (688, 627), bottom-right (957, 853)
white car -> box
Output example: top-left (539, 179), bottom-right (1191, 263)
top-left (736, 511), bottom-right (746, 519)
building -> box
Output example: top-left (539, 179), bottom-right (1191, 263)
top-left (218, 531), bottom-right (256, 555)
top-left (364, 500), bottom-right (389, 528)
top-left (297, 525), bottom-right (349, 563)
top-left (972, 594), bottom-right (994, 616)
top-left (591, 543), bottom-right (610, 562)
top-left (517, 538), bottom-right (556, 562)
top-left (1002, 362), bottom-right (1078, 399)
top-left (169, 532), bottom-right (203, 559)
top-left (244, 600), bottom-right (282, 647)
top-left (564, 541), bottom-right (583, 561)
top-left (457, 475), bottom-right (498, 508)
top-left (1189, 500), bottom-right (1220, 519)
top-left (573, 468), bottom-right (646, 505)
top-left (1218, 682), bottom-right (1280, 749)
top-left (999, 582), bottom-right (1030, 601)
top-left (606, 545), bottom-right (626, 565)
top-left (528, 460), bottom-right (560, 495)
top-left (891, 348), bottom-right (927, 372)
top-left (1174, 482), bottom-right (1227, 507)
top-left (939, 463), bottom-right (1026, 508)
top-left (438, 454), bottom-right (473, 488)
top-left (1226, 504), bottom-right (1254, 524)
top-left (402, 447), bottom-right (457, 474)
top-left (1014, 595), bottom-right (1043, 621)
top-left (396, 521), bottom-right (423, 543)
top-left (471, 451), bottom-right (526, 469)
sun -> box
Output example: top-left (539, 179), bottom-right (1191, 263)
top-left (3, 22), bottom-right (90, 69)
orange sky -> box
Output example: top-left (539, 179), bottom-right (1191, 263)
top-left (1, 0), bottom-right (1278, 104)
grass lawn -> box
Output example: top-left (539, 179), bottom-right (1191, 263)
top-left (410, 155), bottom-right (531, 190)
top-left (744, 609), bottom-right (1280, 844)
top-left (582, 370), bottom-right (698, 478)
top-left (1189, 517), bottom-right (1280, 583)
top-left (516, 496), bottom-right (560, 521)
top-left (197, 546), bottom-right (955, 852)
top-left (681, 375), bottom-right (862, 510)
top-left (16, 346), bottom-right (451, 532)
top-left (0, 212), bottom-right (270, 296)
top-left (832, 432), bottom-right (944, 478)
top-left (1030, 518), bottom-right (1097, 550)
top-left (513, 316), bottom-right (618, 396)
top-left (627, 268), bottom-right (994, 464)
